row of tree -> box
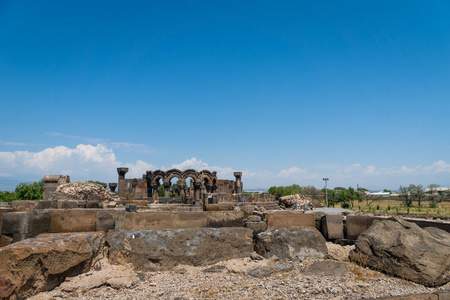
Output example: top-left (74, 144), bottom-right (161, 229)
top-left (398, 184), bottom-right (447, 207)
top-left (267, 184), bottom-right (320, 199)
top-left (267, 184), bottom-right (365, 208)
top-left (0, 180), bottom-right (44, 202)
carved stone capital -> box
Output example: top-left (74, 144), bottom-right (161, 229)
top-left (117, 167), bottom-right (129, 179)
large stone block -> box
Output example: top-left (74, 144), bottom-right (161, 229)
top-left (96, 210), bottom-right (118, 231)
top-left (255, 227), bottom-right (328, 261)
top-left (245, 221), bottom-right (267, 233)
top-left (1, 212), bottom-right (28, 242)
top-left (205, 204), bottom-right (234, 211)
top-left (35, 200), bottom-right (52, 209)
top-left (50, 209), bottom-right (97, 233)
top-left (265, 211), bottom-right (315, 228)
top-left (402, 218), bottom-right (450, 234)
top-left (207, 211), bottom-right (245, 227)
top-left (346, 215), bottom-right (374, 240)
top-left (11, 200), bottom-right (38, 212)
top-left (114, 211), bottom-right (125, 229)
top-left (123, 212), bottom-right (172, 230)
top-left (0, 232), bottom-right (105, 299)
top-left (107, 228), bottom-right (254, 271)
top-left (0, 208), bottom-right (12, 238)
top-left (350, 218), bottom-right (450, 287)
top-left (321, 214), bottom-right (344, 240)
top-left (172, 212), bottom-right (207, 228)
top-left (27, 210), bottom-right (52, 238)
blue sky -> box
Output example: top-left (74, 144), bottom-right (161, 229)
top-left (1, 0), bottom-right (449, 191)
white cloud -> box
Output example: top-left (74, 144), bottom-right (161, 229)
top-left (0, 140), bottom-right (28, 146)
top-left (171, 157), bottom-right (236, 179)
top-left (277, 166), bottom-right (307, 178)
top-left (171, 157), bottom-right (209, 170)
top-left (2, 143), bottom-right (450, 191)
top-left (0, 144), bottom-right (148, 183)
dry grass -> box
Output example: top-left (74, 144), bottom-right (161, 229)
top-left (319, 199), bottom-right (450, 216)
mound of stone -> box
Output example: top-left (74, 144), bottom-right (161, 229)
top-left (255, 227), bottom-right (327, 261)
top-left (106, 228), bottom-right (254, 271)
top-left (51, 181), bottom-right (118, 202)
top-left (279, 194), bottom-right (313, 210)
top-left (350, 218), bottom-right (450, 287)
top-left (0, 232), bottom-right (106, 299)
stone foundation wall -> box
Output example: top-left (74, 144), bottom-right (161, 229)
top-left (2, 207), bottom-right (449, 247)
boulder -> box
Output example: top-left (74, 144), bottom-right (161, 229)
top-left (279, 194), bottom-right (313, 210)
top-left (255, 227), bottom-right (327, 261)
top-left (0, 232), bottom-right (106, 299)
top-left (349, 218), bottom-right (450, 287)
top-left (107, 228), bottom-right (254, 271)
top-left (51, 181), bottom-right (118, 202)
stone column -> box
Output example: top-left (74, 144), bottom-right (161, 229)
top-left (163, 182), bottom-right (171, 198)
top-left (178, 180), bottom-right (186, 200)
top-left (194, 182), bottom-right (201, 202)
top-left (234, 172), bottom-right (243, 194)
top-left (151, 183), bottom-right (159, 200)
top-left (117, 167), bottom-right (129, 198)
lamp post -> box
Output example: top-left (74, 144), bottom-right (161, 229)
top-left (323, 178), bottom-right (329, 207)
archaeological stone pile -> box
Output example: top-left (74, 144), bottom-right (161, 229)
top-left (278, 194), bottom-right (313, 210)
top-left (51, 182), bottom-right (118, 202)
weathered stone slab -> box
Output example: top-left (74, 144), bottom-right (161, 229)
top-left (27, 210), bottom-right (52, 238)
top-left (255, 227), bottom-right (327, 261)
top-left (207, 211), bottom-right (244, 227)
top-left (245, 221), bottom-right (267, 234)
top-left (265, 211), bottom-right (315, 228)
top-left (205, 204), bottom-right (234, 211)
top-left (50, 209), bottom-right (97, 233)
top-left (350, 218), bottom-right (450, 287)
top-left (0, 232), bottom-right (105, 299)
top-left (321, 214), bottom-right (344, 240)
top-left (402, 218), bottom-right (450, 234)
top-left (346, 215), bottom-right (374, 240)
top-left (172, 212), bottom-right (207, 228)
top-left (1, 212), bottom-right (28, 242)
top-left (35, 200), bottom-right (52, 209)
top-left (107, 228), bottom-right (254, 271)
top-left (11, 200), bottom-right (38, 212)
top-left (96, 210), bottom-right (118, 231)
top-left (123, 212), bottom-right (172, 230)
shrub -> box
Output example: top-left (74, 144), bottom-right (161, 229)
top-left (341, 203), bottom-right (350, 209)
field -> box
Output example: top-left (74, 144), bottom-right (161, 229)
top-left (319, 197), bottom-right (450, 217)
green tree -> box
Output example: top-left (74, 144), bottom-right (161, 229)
top-left (427, 184), bottom-right (440, 203)
top-left (410, 184), bottom-right (425, 207)
top-left (15, 180), bottom-right (43, 200)
top-left (399, 185), bottom-right (413, 207)
top-left (158, 184), bottom-right (165, 197)
top-left (0, 191), bottom-right (16, 202)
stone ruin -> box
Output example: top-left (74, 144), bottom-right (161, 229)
top-left (1, 167), bottom-right (450, 299)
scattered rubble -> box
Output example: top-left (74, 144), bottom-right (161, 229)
top-left (51, 181), bottom-right (119, 207)
top-left (279, 194), bottom-right (313, 210)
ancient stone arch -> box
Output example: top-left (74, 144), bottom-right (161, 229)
top-left (145, 169), bottom-right (218, 201)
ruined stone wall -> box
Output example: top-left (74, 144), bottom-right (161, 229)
top-left (42, 175), bottom-right (70, 200)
